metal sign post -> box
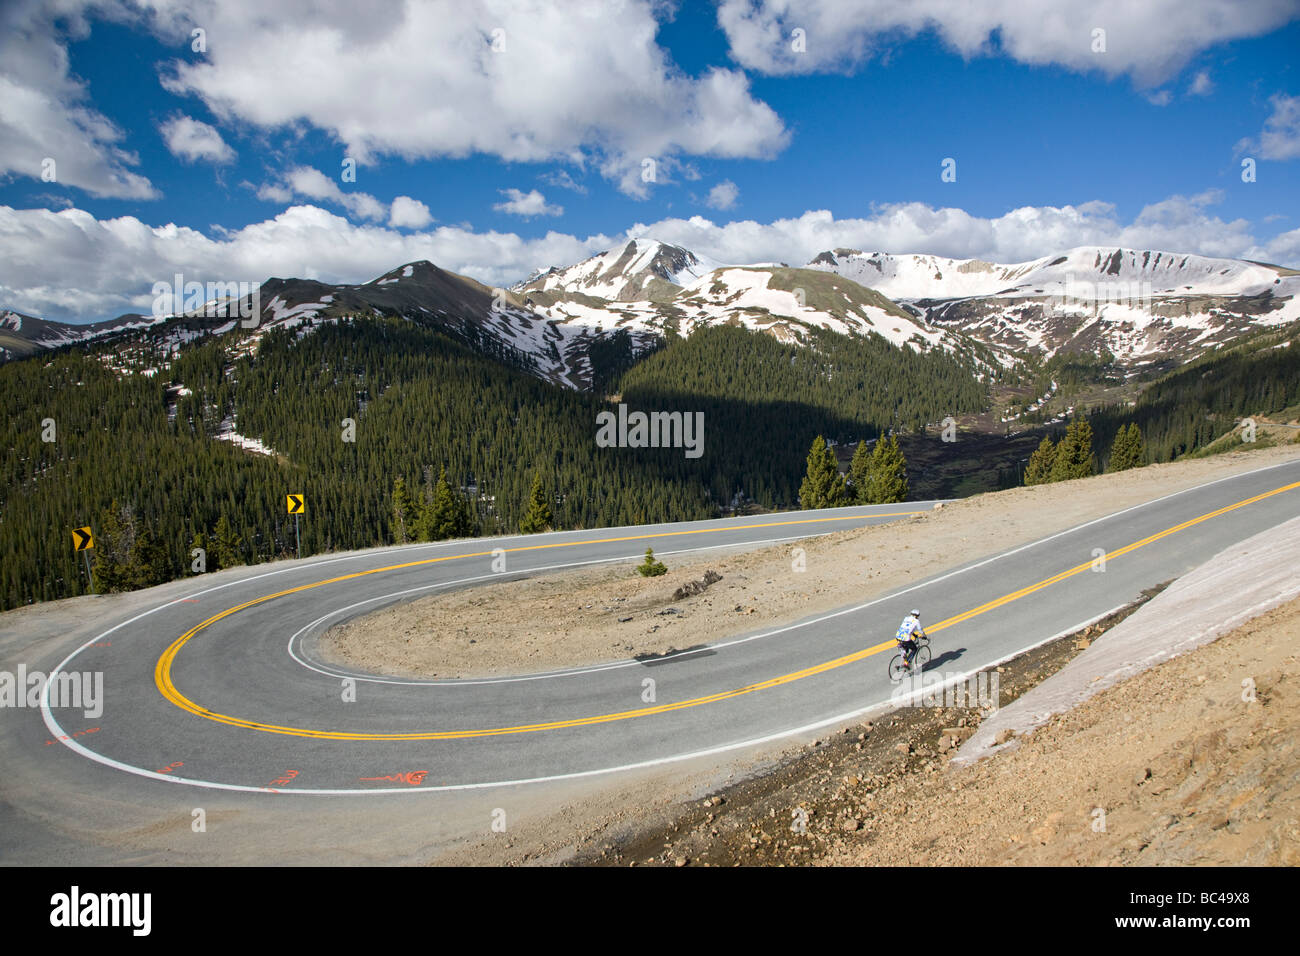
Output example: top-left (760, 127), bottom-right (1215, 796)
top-left (72, 526), bottom-right (94, 594)
top-left (287, 495), bottom-right (305, 559)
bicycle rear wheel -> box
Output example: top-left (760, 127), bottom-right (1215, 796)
top-left (887, 653), bottom-right (908, 682)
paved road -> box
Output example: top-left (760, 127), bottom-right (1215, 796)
top-left (3, 458), bottom-right (1298, 863)
top-left (31, 501), bottom-right (940, 795)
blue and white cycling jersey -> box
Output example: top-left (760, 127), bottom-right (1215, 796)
top-left (896, 616), bottom-right (922, 642)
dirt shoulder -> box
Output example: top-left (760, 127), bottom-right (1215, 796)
top-left (320, 443), bottom-right (1300, 680)
top-left (825, 593), bottom-right (1299, 866)
top-left (558, 590), bottom-right (1299, 867)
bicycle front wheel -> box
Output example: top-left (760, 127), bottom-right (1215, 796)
top-left (913, 645), bottom-right (931, 672)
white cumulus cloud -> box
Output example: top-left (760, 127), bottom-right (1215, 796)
top-left (0, 0), bottom-right (157, 199)
top-left (716, 0), bottom-right (1300, 87)
top-left (627, 191), bottom-right (1271, 268)
top-left (256, 165), bottom-right (387, 221)
top-left (1239, 93), bottom-right (1300, 161)
top-left (493, 188), bottom-right (563, 217)
top-left (3, 193), bottom-right (1297, 323)
top-left (706, 180), bottom-right (740, 210)
top-left (388, 196), bottom-right (433, 229)
top-left (159, 114), bottom-right (235, 164)
top-left (127, 0), bottom-right (787, 197)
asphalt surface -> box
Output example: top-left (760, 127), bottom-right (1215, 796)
top-left (3, 458), bottom-right (1299, 862)
top-left (33, 501), bottom-right (942, 795)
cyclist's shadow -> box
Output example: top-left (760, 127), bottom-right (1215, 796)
top-left (923, 647), bottom-right (968, 670)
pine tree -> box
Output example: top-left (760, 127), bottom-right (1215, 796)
top-left (391, 476), bottom-right (415, 544)
top-left (1024, 436), bottom-right (1057, 485)
top-left (90, 500), bottom-right (134, 593)
top-left (126, 525), bottom-right (171, 589)
top-left (422, 467), bottom-right (471, 540)
top-left (864, 434), bottom-right (909, 503)
top-left (1051, 419), bottom-right (1095, 481)
top-left (189, 530), bottom-right (209, 574)
top-left (1107, 423), bottom-right (1144, 472)
top-left (636, 547), bottom-right (667, 577)
top-left (519, 472), bottom-right (552, 534)
top-left (87, 503), bottom-right (171, 593)
top-left (211, 514), bottom-right (243, 569)
top-left (453, 488), bottom-right (477, 539)
top-left (798, 436), bottom-right (848, 509)
top-left (1129, 422), bottom-right (1146, 467)
top-left (410, 469), bottom-right (433, 542)
top-left (848, 439), bottom-right (872, 504)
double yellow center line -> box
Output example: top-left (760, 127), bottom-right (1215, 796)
top-left (153, 483), bottom-right (1298, 741)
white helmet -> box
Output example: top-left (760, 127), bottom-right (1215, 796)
top-left (910, 609), bottom-right (920, 618)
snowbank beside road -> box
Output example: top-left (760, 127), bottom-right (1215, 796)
top-left (953, 513), bottom-right (1300, 767)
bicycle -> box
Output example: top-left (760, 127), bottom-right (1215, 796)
top-left (887, 633), bottom-right (931, 682)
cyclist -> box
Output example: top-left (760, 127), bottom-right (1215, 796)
top-left (895, 609), bottom-right (926, 671)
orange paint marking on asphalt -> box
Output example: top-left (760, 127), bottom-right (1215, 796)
top-left (358, 771), bottom-right (429, 786)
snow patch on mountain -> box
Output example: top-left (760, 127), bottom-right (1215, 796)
top-left (215, 415), bottom-right (278, 458)
top-left (264, 295), bottom-right (332, 325)
top-left (673, 267), bottom-right (946, 349)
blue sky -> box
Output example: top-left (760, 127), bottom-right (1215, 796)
top-left (2, 0), bottom-right (1299, 321)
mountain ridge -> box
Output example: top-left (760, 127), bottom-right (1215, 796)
top-left (6, 241), bottom-right (1298, 384)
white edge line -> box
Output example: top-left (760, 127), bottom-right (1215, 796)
top-left (38, 456), bottom-right (1300, 795)
top-left (39, 604), bottom-right (1135, 797)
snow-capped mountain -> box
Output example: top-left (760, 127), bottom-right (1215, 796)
top-left (527, 265), bottom-right (947, 348)
top-left (7, 241), bottom-right (1298, 388)
top-left (0, 308), bottom-right (161, 360)
top-left (809, 246), bottom-right (1293, 300)
top-left (808, 246), bottom-right (1300, 364)
top-left (172, 260), bottom-right (567, 378)
top-left (515, 237), bottom-right (721, 302)
top-left (504, 237), bottom-right (993, 379)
